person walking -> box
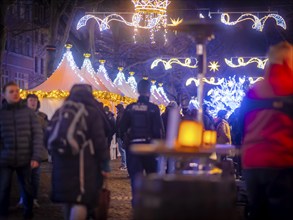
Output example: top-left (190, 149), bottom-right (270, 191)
top-left (120, 79), bottom-right (164, 206)
top-left (46, 84), bottom-right (110, 220)
top-left (215, 110), bottom-right (232, 144)
top-left (241, 41), bottom-right (293, 220)
top-left (0, 82), bottom-right (43, 220)
top-left (115, 104), bottom-right (127, 170)
top-left (16, 94), bottom-right (49, 208)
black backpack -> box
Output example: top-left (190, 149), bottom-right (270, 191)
top-left (47, 100), bottom-right (94, 156)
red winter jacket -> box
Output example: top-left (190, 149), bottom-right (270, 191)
top-left (242, 64), bottom-right (293, 168)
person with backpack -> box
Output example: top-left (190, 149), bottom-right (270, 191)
top-left (120, 79), bottom-right (164, 207)
top-left (240, 41), bottom-right (293, 220)
top-left (46, 84), bottom-right (110, 220)
top-left (0, 82), bottom-right (43, 219)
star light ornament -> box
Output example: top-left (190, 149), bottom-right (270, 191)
top-left (221, 13), bottom-right (286, 32)
top-left (208, 61), bottom-right (220, 72)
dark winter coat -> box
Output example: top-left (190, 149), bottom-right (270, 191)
top-left (0, 101), bottom-right (43, 167)
top-left (115, 108), bottom-right (124, 139)
top-left (120, 96), bottom-right (164, 145)
top-left (47, 87), bottom-right (110, 207)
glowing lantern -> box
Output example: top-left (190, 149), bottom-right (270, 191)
top-left (176, 120), bottom-right (203, 151)
top-left (203, 130), bottom-right (217, 147)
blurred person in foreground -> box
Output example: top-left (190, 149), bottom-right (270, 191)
top-left (46, 84), bottom-right (110, 220)
top-left (16, 94), bottom-right (49, 208)
top-left (0, 82), bottom-right (43, 219)
top-left (120, 79), bottom-right (164, 206)
top-left (241, 41), bottom-right (293, 220)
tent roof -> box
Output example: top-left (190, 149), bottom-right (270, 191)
top-left (32, 50), bottom-right (86, 92)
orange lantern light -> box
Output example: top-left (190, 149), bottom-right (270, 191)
top-left (176, 120), bottom-right (203, 151)
top-left (203, 130), bottom-right (217, 147)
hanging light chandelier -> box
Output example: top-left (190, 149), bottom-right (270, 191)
top-left (77, 0), bottom-right (174, 44)
top-left (132, 0), bottom-right (171, 44)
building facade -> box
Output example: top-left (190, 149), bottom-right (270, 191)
top-left (1, 0), bottom-right (49, 89)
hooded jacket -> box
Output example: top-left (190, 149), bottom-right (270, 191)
top-left (242, 63), bottom-right (293, 168)
top-left (47, 85), bottom-right (110, 206)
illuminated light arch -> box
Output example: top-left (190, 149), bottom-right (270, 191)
top-left (221, 13), bottom-right (286, 32)
top-left (224, 57), bottom-right (268, 69)
top-left (151, 58), bottom-right (198, 70)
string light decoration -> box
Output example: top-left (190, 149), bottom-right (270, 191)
top-left (204, 76), bottom-right (248, 118)
top-left (186, 77), bottom-right (225, 86)
top-left (221, 13), bottom-right (286, 32)
top-left (127, 72), bottom-right (138, 93)
top-left (97, 60), bottom-right (122, 94)
top-left (113, 67), bottom-right (138, 98)
top-left (208, 61), bottom-right (220, 72)
top-left (57, 44), bottom-right (85, 82)
top-left (157, 83), bottom-right (170, 103)
top-left (77, 1), bottom-right (175, 44)
top-left (80, 53), bottom-right (103, 88)
top-left (151, 57), bottom-right (198, 70)
top-left (20, 89), bottom-right (136, 104)
top-left (132, 0), bottom-right (170, 44)
top-left (113, 67), bottom-right (126, 86)
top-left (225, 57), bottom-right (268, 69)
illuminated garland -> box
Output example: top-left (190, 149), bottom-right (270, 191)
top-left (151, 58), bottom-right (198, 70)
top-left (224, 57), bottom-right (268, 69)
top-left (57, 44), bottom-right (84, 82)
top-left (221, 13), bottom-right (286, 32)
top-left (157, 83), bottom-right (170, 103)
top-left (20, 90), bottom-right (136, 104)
top-left (127, 72), bottom-right (137, 93)
top-left (81, 54), bottom-right (102, 87)
top-left (186, 77), bottom-right (225, 86)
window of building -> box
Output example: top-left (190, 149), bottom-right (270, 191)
top-left (19, 4), bottom-right (25, 20)
top-left (35, 31), bottom-right (38, 44)
top-left (18, 36), bottom-right (23, 54)
top-left (15, 72), bottom-right (26, 89)
top-left (41, 58), bottom-right (44, 74)
top-left (10, 37), bottom-right (16, 52)
top-left (41, 33), bottom-right (45, 45)
top-left (1, 70), bottom-right (9, 87)
top-left (35, 57), bottom-right (38, 73)
top-left (25, 5), bottom-right (31, 21)
top-left (25, 37), bottom-right (32, 57)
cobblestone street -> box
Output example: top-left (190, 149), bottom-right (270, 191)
top-left (9, 159), bottom-right (132, 220)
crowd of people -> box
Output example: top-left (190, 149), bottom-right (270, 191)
top-left (0, 41), bottom-right (292, 220)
